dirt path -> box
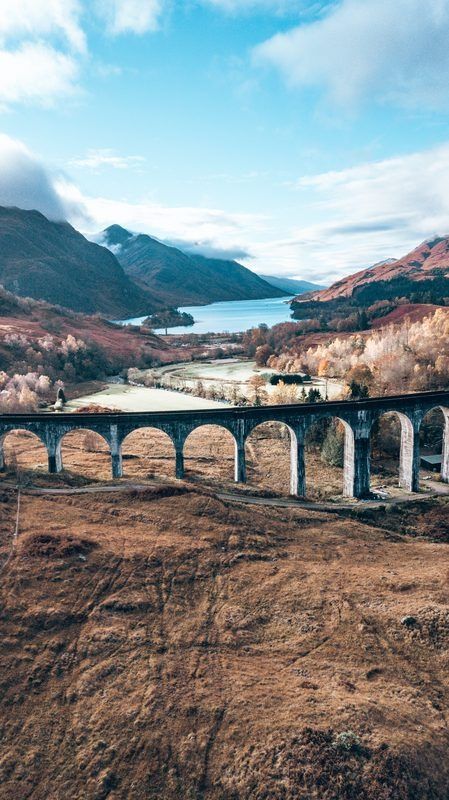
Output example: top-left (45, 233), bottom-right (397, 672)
top-left (6, 479), bottom-right (448, 512)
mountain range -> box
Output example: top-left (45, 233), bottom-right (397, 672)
top-left (297, 237), bottom-right (449, 304)
top-left (258, 274), bottom-right (323, 295)
top-left (0, 206), bottom-right (287, 318)
top-left (101, 225), bottom-right (286, 307)
top-left (7, 202), bottom-right (449, 321)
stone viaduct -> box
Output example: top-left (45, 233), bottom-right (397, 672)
top-left (1, 389), bottom-right (449, 498)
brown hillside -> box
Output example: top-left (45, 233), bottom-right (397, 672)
top-left (0, 207), bottom-right (154, 317)
top-left (0, 306), bottom-right (172, 373)
top-left (302, 236), bottom-right (449, 303)
top-left (1, 484), bottom-right (449, 798)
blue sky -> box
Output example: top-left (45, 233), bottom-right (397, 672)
top-left (1, 0), bottom-right (449, 283)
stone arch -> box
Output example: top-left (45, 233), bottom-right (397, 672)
top-left (182, 424), bottom-right (237, 486)
top-left (419, 405), bottom-right (449, 482)
top-left (0, 428), bottom-right (49, 475)
top-left (58, 428), bottom-right (111, 479)
top-left (244, 420), bottom-right (302, 496)
top-left (120, 426), bottom-right (176, 479)
top-left (304, 415), bottom-right (356, 498)
top-left (371, 410), bottom-right (417, 492)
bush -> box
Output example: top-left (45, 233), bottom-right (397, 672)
top-left (270, 373), bottom-right (310, 386)
top-left (333, 730), bottom-right (364, 755)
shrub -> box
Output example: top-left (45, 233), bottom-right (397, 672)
top-left (321, 422), bottom-right (345, 467)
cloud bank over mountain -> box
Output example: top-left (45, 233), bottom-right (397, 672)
top-left (5, 131), bottom-right (449, 285)
top-left (0, 135), bottom-right (69, 221)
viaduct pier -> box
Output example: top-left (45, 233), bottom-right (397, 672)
top-left (1, 390), bottom-right (449, 498)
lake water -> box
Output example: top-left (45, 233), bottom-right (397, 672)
top-left (120, 295), bottom-right (295, 335)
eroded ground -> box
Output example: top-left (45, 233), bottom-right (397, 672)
top-left (1, 484), bottom-right (449, 798)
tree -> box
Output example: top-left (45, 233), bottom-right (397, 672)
top-left (349, 380), bottom-right (369, 400)
top-left (248, 374), bottom-right (267, 406)
top-left (321, 422), bottom-right (345, 467)
top-left (255, 344), bottom-right (273, 367)
top-left (271, 380), bottom-right (299, 405)
top-left (357, 310), bottom-right (369, 330)
top-left (306, 388), bottom-right (322, 403)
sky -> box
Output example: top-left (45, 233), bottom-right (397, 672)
top-left (1, 0), bottom-right (449, 284)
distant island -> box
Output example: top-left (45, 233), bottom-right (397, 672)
top-left (143, 307), bottom-right (195, 333)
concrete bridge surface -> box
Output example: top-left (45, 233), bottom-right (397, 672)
top-left (1, 389), bottom-right (449, 499)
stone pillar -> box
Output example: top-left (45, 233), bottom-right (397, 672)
top-left (351, 436), bottom-right (371, 498)
top-left (48, 441), bottom-right (62, 474)
top-left (343, 423), bottom-right (355, 498)
top-left (234, 440), bottom-right (247, 484)
top-left (111, 449), bottom-right (123, 479)
top-left (441, 410), bottom-right (449, 483)
top-left (289, 424), bottom-right (306, 497)
top-left (175, 449), bottom-right (185, 480)
top-left (0, 438), bottom-right (4, 471)
top-left (399, 415), bottom-right (420, 493)
top-left (343, 419), bottom-right (370, 499)
top-left (110, 424), bottom-right (123, 479)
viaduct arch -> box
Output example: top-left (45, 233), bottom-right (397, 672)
top-left (1, 390), bottom-right (449, 499)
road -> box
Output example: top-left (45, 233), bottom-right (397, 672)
top-left (3, 478), bottom-right (447, 512)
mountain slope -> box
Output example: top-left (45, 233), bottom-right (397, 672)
top-left (0, 207), bottom-right (154, 317)
top-left (259, 274), bottom-right (323, 294)
top-left (0, 285), bottom-right (169, 376)
top-left (300, 237), bottom-right (449, 303)
top-left (102, 225), bottom-right (287, 306)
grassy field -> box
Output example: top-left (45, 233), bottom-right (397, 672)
top-left (1, 481), bottom-right (449, 798)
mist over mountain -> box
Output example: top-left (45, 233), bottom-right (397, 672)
top-left (102, 225), bottom-right (287, 307)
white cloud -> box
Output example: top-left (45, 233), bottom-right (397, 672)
top-left (266, 142), bottom-right (449, 282)
top-left (72, 191), bottom-right (268, 247)
top-left (0, 0), bottom-right (84, 108)
top-left (95, 0), bottom-right (164, 35)
top-left (0, 0), bottom-right (165, 109)
top-left (58, 141), bottom-right (449, 283)
top-left (70, 149), bottom-right (146, 170)
top-left (0, 0), bottom-right (86, 52)
top-left (168, 238), bottom-right (252, 260)
top-left (0, 42), bottom-right (80, 106)
top-left (0, 134), bottom-right (77, 220)
top-left (7, 133), bottom-right (449, 286)
top-left (254, 0), bottom-right (449, 109)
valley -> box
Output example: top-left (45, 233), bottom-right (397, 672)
top-left (123, 358), bottom-right (344, 405)
top-left (3, 3), bottom-right (449, 796)
top-left (3, 205), bottom-right (449, 800)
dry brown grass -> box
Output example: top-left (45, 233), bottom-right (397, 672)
top-left (1, 488), bottom-right (449, 797)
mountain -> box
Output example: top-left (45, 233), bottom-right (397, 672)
top-left (298, 237), bottom-right (449, 303)
top-left (0, 206), bottom-right (154, 317)
top-left (102, 225), bottom-right (287, 306)
top-left (259, 274), bottom-right (324, 294)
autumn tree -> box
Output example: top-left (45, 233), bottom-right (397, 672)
top-left (248, 374), bottom-right (267, 406)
